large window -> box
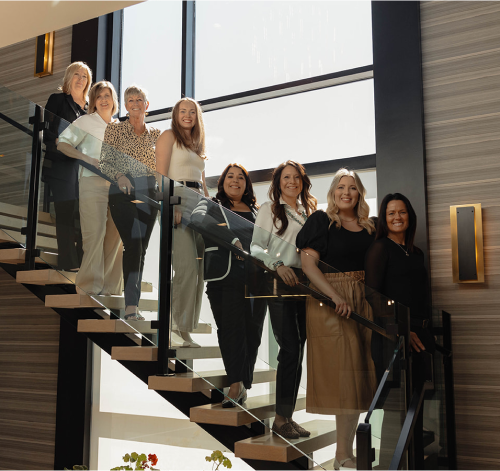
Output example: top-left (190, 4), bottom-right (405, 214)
top-left (196, 1), bottom-right (373, 99)
top-left (203, 79), bottom-right (375, 177)
top-left (121, 1), bottom-right (182, 114)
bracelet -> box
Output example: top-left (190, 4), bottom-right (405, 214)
top-left (116, 173), bottom-right (125, 180)
top-left (272, 260), bottom-right (284, 271)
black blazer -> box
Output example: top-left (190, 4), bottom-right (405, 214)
top-left (43, 93), bottom-right (87, 182)
top-left (190, 197), bottom-right (260, 282)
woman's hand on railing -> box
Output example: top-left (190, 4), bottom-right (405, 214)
top-left (410, 331), bottom-right (426, 352)
top-left (174, 208), bottom-right (182, 226)
top-left (276, 265), bottom-right (299, 287)
top-left (331, 293), bottom-right (352, 318)
top-left (117, 174), bottom-right (134, 195)
top-left (234, 240), bottom-right (244, 260)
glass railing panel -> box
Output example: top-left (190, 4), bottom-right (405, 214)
top-left (0, 85), bottom-right (41, 247)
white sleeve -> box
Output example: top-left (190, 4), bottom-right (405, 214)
top-left (58, 116), bottom-right (87, 148)
top-left (250, 202), bottom-right (279, 270)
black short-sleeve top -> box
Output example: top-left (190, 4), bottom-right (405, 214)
top-left (296, 210), bottom-right (375, 273)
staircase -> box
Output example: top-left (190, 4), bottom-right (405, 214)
top-left (0, 222), bottom-right (337, 470)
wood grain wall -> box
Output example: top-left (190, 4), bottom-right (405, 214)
top-left (0, 27), bottom-right (72, 207)
top-left (0, 267), bottom-right (60, 470)
top-left (420, 2), bottom-right (500, 469)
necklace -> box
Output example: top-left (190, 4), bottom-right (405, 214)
top-left (285, 206), bottom-right (307, 227)
top-left (340, 216), bottom-right (357, 223)
top-left (388, 237), bottom-right (409, 256)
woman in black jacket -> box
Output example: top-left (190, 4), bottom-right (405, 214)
top-left (43, 61), bottom-right (92, 270)
top-left (190, 163), bottom-right (267, 407)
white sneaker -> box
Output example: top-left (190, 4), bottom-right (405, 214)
top-left (171, 330), bottom-right (189, 347)
top-left (180, 331), bottom-right (201, 348)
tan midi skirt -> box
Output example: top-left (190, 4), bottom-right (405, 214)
top-left (306, 271), bottom-right (377, 415)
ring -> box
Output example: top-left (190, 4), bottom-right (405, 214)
top-left (122, 186), bottom-right (126, 189)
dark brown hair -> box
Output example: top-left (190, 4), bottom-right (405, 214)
top-left (376, 193), bottom-right (418, 252)
top-left (269, 160), bottom-right (317, 236)
top-left (216, 163), bottom-right (258, 212)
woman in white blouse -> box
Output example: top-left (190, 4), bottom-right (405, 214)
top-left (251, 160), bottom-right (317, 439)
top-left (57, 81), bottom-right (122, 296)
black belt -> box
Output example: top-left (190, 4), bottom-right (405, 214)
top-left (181, 180), bottom-right (202, 189)
top-left (410, 318), bottom-right (429, 328)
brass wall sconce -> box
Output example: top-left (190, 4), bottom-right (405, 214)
top-left (450, 203), bottom-right (484, 283)
top-left (34, 32), bottom-right (54, 77)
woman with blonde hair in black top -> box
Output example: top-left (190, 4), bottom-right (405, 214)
top-left (297, 168), bottom-right (377, 469)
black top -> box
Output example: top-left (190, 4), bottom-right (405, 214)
top-left (296, 210), bottom-right (375, 272)
top-left (365, 238), bottom-right (429, 320)
top-left (43, 93), bottom-right (87, 181)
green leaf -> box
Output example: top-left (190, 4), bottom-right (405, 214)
top-left (137, 454), bottom-right (147, 463)
top-left (130, 452), bottom-right (138, 462)
top-left (123, 454), bottom-right (131, 463)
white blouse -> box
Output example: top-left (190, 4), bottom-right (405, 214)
top-left (251, 198), bottom-right (307, 270)
top-left (58, 112), bottom-right (117, 178)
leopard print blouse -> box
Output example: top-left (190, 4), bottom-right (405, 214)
top-left (100, 119), bottom-right (161, 181)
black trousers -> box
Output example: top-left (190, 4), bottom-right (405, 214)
top-left (47, 176), bottom-right (83, 270)
top-left (268, 294), bottom-right (306, 418)
top-left (109, 176), bottom-right (158, 307)
top-left (206, 261), bottom-right (267, 389)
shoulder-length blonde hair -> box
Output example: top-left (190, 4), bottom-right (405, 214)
top-left (58, 61), bottom-right (92, 102)
top-left (88, 81), bottom-right (119, 115)
top-left (326, 168), bottom-right (375, 234)
top-left (171, 97), bottom-right (206, 159)
top-left (269, 160), bottom-right (317, 236)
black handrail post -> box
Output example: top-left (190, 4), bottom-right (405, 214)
top-left (157, 176), bottom-right (177, 376)
top-left (356, 422), bottom-right (373, 470)
top-left (25, 105), bottom-right (43, 270)
top-left (442, 310), bottom-right (457, 470)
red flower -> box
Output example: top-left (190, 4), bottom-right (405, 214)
top-left (148, 454), bottom-right (158, 466)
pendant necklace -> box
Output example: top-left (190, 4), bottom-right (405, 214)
top-left (388, 237), bottom-right (409, 256)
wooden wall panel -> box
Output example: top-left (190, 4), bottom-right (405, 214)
top-left (0, 267), bottom-right (60, 470)
top-left (421, 2), bottom-right (500, 469)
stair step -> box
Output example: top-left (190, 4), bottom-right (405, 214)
top-left (111, 345), bottom-right (222, 361)
top-left (17, 269), bottom-right (153, 292)
top-left (309, 458), bottom-right (335, 471)
top-left (45, 294), bottom-right (158, 311)
top-left (77, 319), bottom-right (211, 335)
top-left (149, 368), bottom-right (276, 393)
top-left (0, 228), bottom-right (58, 250)
top-left (234, 419), bottom-right (337, 463)
top-left (0, 248), bottom-right (58, 266)
top-left (190, 394), bottom-right (306, 427)
top-left (0, 202), bottom-right (55, 225)
top-left (17, 268), bottom-right (76, 285)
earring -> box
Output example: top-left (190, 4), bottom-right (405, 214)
top-left (145, 111), bottom-right (149, 116)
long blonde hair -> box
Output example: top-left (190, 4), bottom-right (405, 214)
top-left (326, 168), bottom-right (375, 234)
top-left (58, 61), bottom-right (92, 102)
top-left (171, 97), bottom-right (206, 159)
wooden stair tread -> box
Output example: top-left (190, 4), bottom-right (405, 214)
top-left (0, 214), bottom-right (56, 237)
top-left (17, 269), bottom-right (153, 293)
top-left (0, 248), bottom-right (57, 266)
top-left (0, 202), bottom-right (54, 225)
top-left (234, 419), bottom-right (337, 463)
top-left (45, 294), bottom-right (157, 311)
top-left (0, 228), bottom-right (58, 250)
top-left (149, 368), bottom-right (276, 393)
top-left (190, 394), bottom-right (306, 427)
top-left (77, 319), bottom-right (211, 335)
top-left (111, 345), bottom-right (222, 361)
top-left (309, 458), bottom-right (335, 471)
top-left (17, 268), bottom-right (76, 285)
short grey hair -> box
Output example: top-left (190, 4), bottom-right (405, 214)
top-left (123, 84), bottom-right (148, 103)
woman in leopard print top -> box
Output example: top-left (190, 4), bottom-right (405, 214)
top-left (100, 84), bottom-right (160, 320)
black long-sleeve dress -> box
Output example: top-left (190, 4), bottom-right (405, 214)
top-left (296, 211), bottom-right (377, 414)
top-left (43, 93), bottom-right (87, 270)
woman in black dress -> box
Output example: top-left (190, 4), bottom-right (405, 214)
top-left (190, 163), bottom-right (267, 407)
top-left (44, 61), bottom-right (92, 270)
top-left (297, 168), bottom-right (377, 470)
top-left (365, 193), bottom-right (434, 470)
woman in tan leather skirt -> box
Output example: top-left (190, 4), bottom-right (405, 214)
top-left (296, 168), bottom-right (377, 470)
